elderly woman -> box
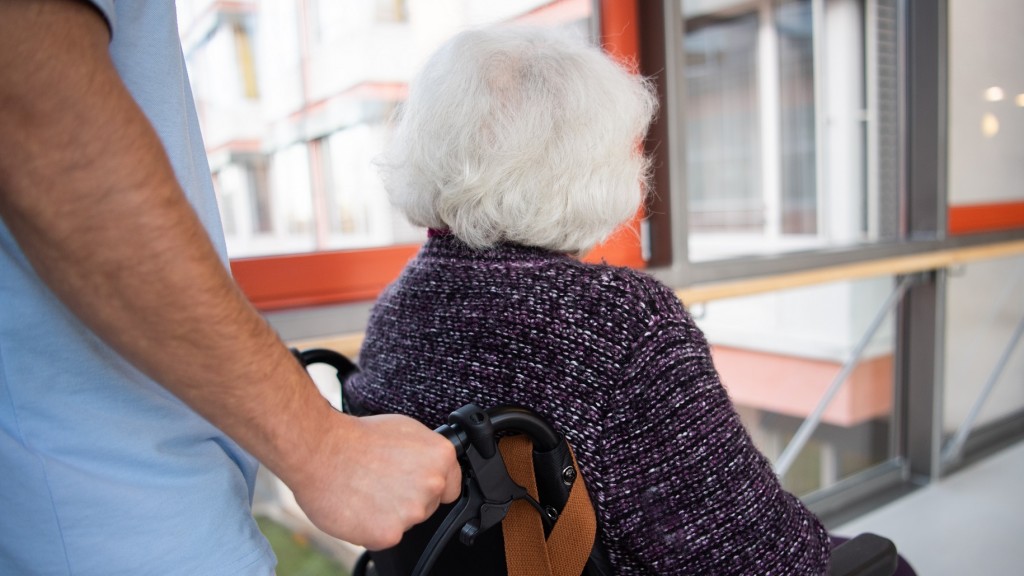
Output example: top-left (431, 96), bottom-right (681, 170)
top-left (346, 26), bottom-right (832, 574)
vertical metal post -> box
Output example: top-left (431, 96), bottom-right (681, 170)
top-left (636, 0), bottom-right (688, 269)
top-left (900, 270), bottom-right (945, 483)
top-left (900, 0), bottom-right (948, 484)
top-left (903, 0), bottom-right (948, 238)
top-left (758, 0), bottom-right (782, 240)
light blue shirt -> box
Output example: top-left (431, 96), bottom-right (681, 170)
top-left (0, 2), bottom-right (275, 573)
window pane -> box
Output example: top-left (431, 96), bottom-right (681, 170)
top-left (267, 143), bottom-right (316, 253)
top-left (944, 0), bottom-right (1024, 448)
top-left (693, 276), bottom-right (899, 495)
top-left (947, 0), bottom-right (1024, 217)
top-left (777, 0), bottom-right (817, 235)
top-left (321, 123), bottom-right (422, 249)
top-left (684, 12), bottom-right (763, 234)
top-left (681, 0), bottom-right (899, 261)
top-left (179, 0), bottom-right (594, 259)
top-left (944, 257), bottom-right (1024, 441)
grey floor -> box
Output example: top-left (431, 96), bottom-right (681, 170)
top-left (833, 440), bottom-right (1024, 575)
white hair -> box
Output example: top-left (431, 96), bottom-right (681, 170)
top-left (375, 25), bottom-right (658, 255)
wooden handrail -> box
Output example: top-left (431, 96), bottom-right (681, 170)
top-left (676, 239), bottom-right (1024, 304)
top-left (289, 332), bottom-right (366, 362)
top-left (288, 239), bottom-right (1024, 356)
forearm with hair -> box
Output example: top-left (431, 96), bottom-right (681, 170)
top-left (0, 0), bottom-right (337, 491)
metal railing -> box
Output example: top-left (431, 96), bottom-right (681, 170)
top-left (941, 312), bottom-right (1024, 467)
top-left (673, 238), bottom-right (1024, 480)
top-left (773, 275), bottom-right (914, 478)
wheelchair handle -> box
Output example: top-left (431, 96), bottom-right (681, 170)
top-left (412, 404), bottom-right (561, 576)
top-left (291, 349), bottom-right (577, 575)
top-left (292, 348), bottom-right (359, 381)
top-left (435, 404), bottom-right (561, 457)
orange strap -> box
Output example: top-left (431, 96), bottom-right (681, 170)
top-left (499, 435), bottom-right (597, 576)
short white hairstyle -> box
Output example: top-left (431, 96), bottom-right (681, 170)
top-left (376, 25), bottom-right (658, 255)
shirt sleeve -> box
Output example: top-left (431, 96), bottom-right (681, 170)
top-left (595, 314), bottom-right (832, 575)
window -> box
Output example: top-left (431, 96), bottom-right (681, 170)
top-left (693, 275), bottom-right (899, 496)
top-left (684, 11), bottom-right (763, 235)
top-left (673, 0), bottom-right (901, 262)
top-left (179, 0), bottom-right (603, 308)
top-left (632, 0), bottom-right (914, 510)
top-left (627, 0), bottom-right (1024, 518)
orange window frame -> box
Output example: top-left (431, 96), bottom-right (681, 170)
top-left (232, 0), bottom-right (645, 311)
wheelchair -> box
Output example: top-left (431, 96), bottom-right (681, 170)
top-left (295, 348), bottom-right (902, 576)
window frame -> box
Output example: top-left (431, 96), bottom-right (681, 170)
top-left (225, 0), bottom-right (1024, 311)
top-left (640, 0), bottom-right (1024, 289)
top-left (637, 0), bottom-right (1024, 520)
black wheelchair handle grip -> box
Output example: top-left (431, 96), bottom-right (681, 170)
top-left (488, 406), bottom-right (561, 452)
top-left (436, 405), bottom-right (562, 455)
top-left (435, 423), bottom-right (469, 457)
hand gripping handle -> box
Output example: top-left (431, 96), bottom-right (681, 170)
top-left (411, 404), bottom-right (562, 576)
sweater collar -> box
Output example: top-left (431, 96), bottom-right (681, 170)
top-left (421, 231), bottom-right (571, 263)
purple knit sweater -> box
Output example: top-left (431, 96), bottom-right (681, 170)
top-left (347, 235), bottom-right (831, 575)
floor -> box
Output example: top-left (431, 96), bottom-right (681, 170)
top-left (833, 439), bottom-right (1024, 575)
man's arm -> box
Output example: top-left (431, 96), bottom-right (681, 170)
top-left (0, 0), bottom-right (459, 550)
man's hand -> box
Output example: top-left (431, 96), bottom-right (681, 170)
top-left (287, 412), bottom-right (463, 550)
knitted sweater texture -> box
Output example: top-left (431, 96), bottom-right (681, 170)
top-left (347, 235), bottom-right (831, 575)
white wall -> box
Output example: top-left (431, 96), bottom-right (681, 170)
top-left (948, 0), bottom-right (1024, 206)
